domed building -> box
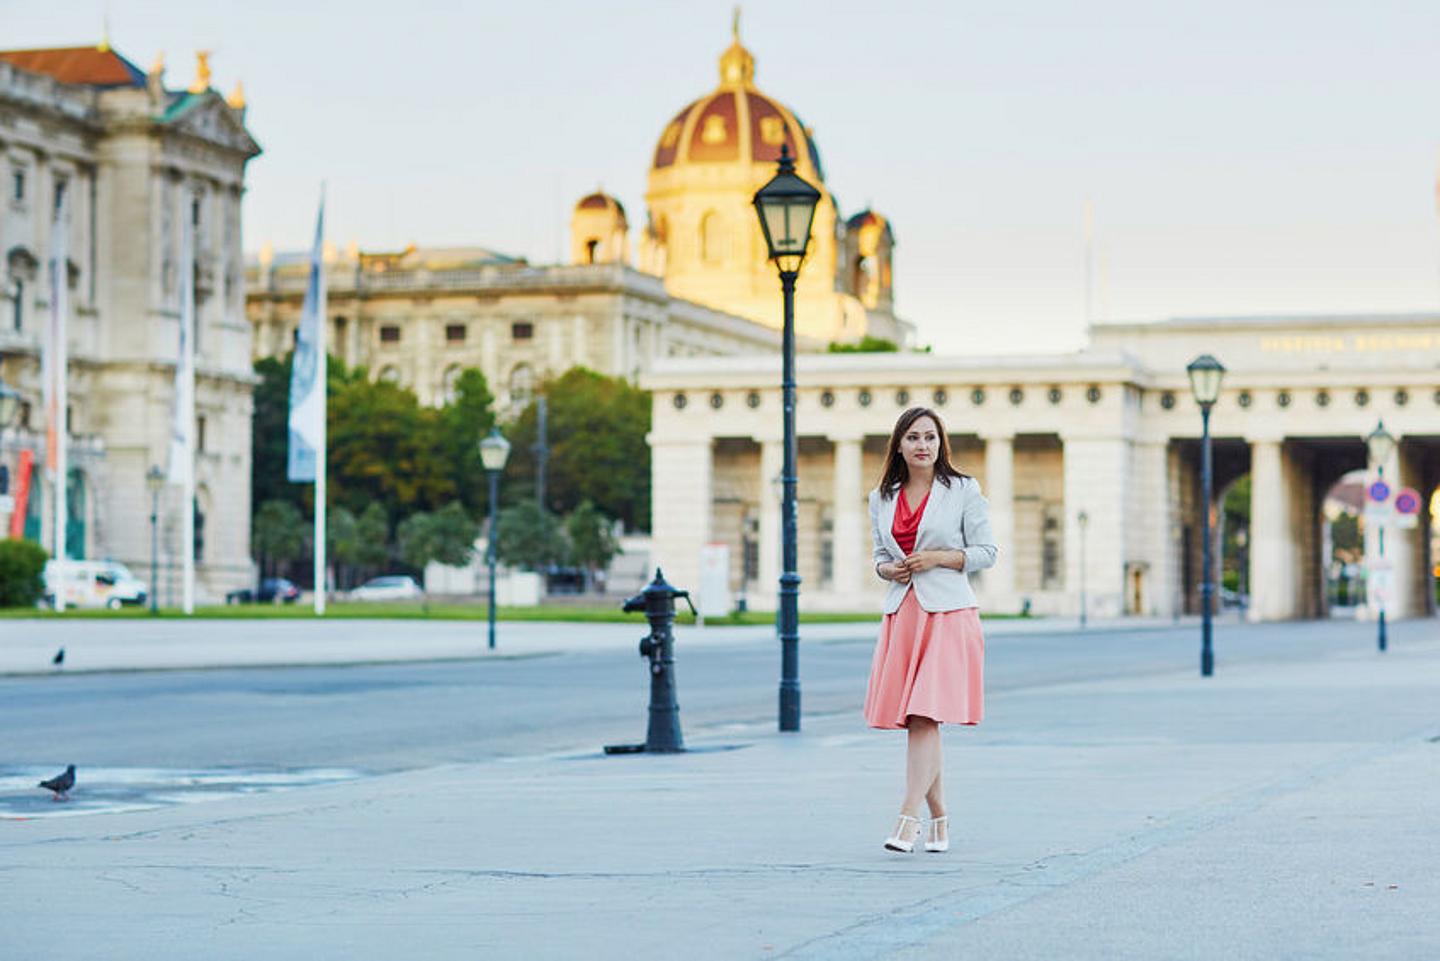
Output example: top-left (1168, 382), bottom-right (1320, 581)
top-left (571, 190), bottom-right (629, 265)
top-left (635, 21), bottom-right (910, 347)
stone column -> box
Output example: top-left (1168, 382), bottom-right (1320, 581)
top-left (650, 436), bottom-right (713, 593)
top-left (758, 438), bottom-right (782, 610)
top-left (1061, 437), bottom-right (1129, 618)
top-left (1248, 438), bottom-right (1293, 621)
top-left (980, 433), bottom-right (1017, 613)
top-left (830, 434), bottom-right (864, 601)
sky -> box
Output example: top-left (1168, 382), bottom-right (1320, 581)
top-left (7, 0), bottom-right (1440, 355)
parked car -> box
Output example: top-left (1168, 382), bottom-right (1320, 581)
top-left (225, 578), bottom-right (301, 605)
top-left (348, 575), bottom-right (423, 602)
top-left (44, 560), bottom-right (148, 610)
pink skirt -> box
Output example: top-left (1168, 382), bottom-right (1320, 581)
top-left (863, 589), bottom-right (985, 729)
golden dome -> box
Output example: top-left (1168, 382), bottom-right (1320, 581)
top-left (575, 190), bottom-right (627, 225)
top-left (650, 20), bottom-right (825, 183)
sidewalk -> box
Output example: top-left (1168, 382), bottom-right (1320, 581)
top-left (4, 632), bottom-right (1435, 959)
top-left (0, 613), bottom-right (1194, 676)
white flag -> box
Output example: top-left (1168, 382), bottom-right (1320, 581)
top-left (287, 197), bottom-right (326, 482)
top-left (46, 182), bottom-right (70, 589)
top-left (168, 215), bottom-right (195, 486)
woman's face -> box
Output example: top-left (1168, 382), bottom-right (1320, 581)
top-left (899, 416), bottom-right (941, 472)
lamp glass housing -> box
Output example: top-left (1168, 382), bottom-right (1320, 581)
top-left (146, 464), bottom-right (166, 494)
top-left (1186, 354), bottom-right (1226, 407)
top-left (752, 146), bottom-right (821, 274)
top-left (479, 427), bottom-right (511, 472)
top-left (1366, 420), bottom-right (1396, 466)
top-left (0, 380), bottom-right (19, 428)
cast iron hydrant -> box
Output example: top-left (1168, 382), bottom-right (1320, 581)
top-left (604, 568), bottom-right (695, 755)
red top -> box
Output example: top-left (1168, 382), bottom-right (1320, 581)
top-left (891, 488), bottom-right (930, 555)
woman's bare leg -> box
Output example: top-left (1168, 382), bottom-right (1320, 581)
top-left (901, 716), bottom-right (943, 816)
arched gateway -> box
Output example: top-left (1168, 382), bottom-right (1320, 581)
top-left (645, 313), bottom-right (1440, 622)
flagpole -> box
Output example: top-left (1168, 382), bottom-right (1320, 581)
top-left (48, 184), bottom-right (70, 610)
top-left (180, 212), bottom-right (196, 615)
top-left (314, 189), bottom-right (328, 616)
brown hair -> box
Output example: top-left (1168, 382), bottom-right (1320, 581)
top-left (877, 406), bottom-right (968, 499)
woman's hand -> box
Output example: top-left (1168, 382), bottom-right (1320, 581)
top-left (879, 561), bottom-right (912, 584)
top-left (898, 550), bottom-right (964, 575)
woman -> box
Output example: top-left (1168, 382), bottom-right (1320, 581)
top-left (864, 406), bottom-right (998, 853)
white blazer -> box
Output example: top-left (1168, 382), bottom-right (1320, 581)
top-left (869, 474), bottom-right (999, 614)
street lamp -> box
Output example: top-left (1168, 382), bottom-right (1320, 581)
top-left (1077, 510), bottom-right (1089, 629)
top-left (1365, 419), bottom-right (1396, 653)
top-left (0, 377), bottom-right (19, 428)
top-left (754, 144), bottom-right (821, 733)
top-left (479, 426), bottom-right (512, 651)
top-left (146, 465), bottom-right (165, 614)
top-left (1186, 354), bottom-right (1225, 677)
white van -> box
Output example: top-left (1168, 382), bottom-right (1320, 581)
top-left (44, 560), bottom-right (149, 610)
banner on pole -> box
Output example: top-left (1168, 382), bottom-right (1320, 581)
top-left (287, 198), bottom-right (326, 483)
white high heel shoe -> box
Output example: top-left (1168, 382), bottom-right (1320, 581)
top-left (883, 814), bottom-right (922, 853)
top-left (924, 815), bottom-right (950, 853)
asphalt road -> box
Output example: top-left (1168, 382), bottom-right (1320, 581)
top-left (4, 617), bottom-right (1430, 774)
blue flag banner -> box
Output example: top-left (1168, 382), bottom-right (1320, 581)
top-left (287, 198), bottom-right (326, 483)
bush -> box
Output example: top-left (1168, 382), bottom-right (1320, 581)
top-left (0, 538), bottom-right (49, 608)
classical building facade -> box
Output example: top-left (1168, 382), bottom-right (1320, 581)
top-left (246, 245), bottom-right (786, 412)
top-left (645, 314), bottom-right (1440, 622)
top-left (247, 23), bottom-right (909, 400)
top-left (0, 45), bottom-right (260, 601)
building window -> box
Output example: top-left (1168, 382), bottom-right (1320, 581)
top-left (380, 325), bottom-right (401, 344)
top-left (700, 211), bottom-right (725, 264)
top-left (10, 278), bottom-right (21, 331)
top-left (12, 169), bottom-right (24, 203)
top-left (193, 497), bottom-right (205, 562)
top-left (512, 321), bottom-right (534, 341)
top-left (510, 364), bottom-right (535, 406)
top-left (196, 415), bottom-right (207, 453)
top-left (442, 365), bottom-right (463, 403)
top-left (585, 238), bottom-right (599, 263)
top-left (445, 323), bottom-right (467, 344)
top-left (191, 195), bottom-right (202, 228)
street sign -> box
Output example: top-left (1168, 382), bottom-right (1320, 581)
top-left (1392, 487), bottom-right (1421, 529)
top-left (1366, 479), bottom-right (1391, 504)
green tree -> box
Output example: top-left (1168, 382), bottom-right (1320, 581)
top-left (0, 538), bottom-right (48, 608)
top-left (252, 499), bottom-right (306, 580)
top-left (439, 369), bottom-right (497, 517)
top-left (353, 502), bottom-right (392, 571)
top-left (495, 499), bottom-right (568, 570)
top-left (502, 367), bottom-right (651, 531)
top-left (398, 503), bottom-right (480, 584)
top-left (328, 374), bottom-right (456, 518)
top-left (565, 500), bottom-right (620, 592)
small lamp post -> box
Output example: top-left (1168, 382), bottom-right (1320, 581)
top-left (753, 143), bottom-right (821, 733)
top-left (479, 426), bottom-right (512, 651)
top-left (1077, 510), bottom-right (1089, 629)
top-left (1186, 354), bottom-right (1226, 677)
top-left (1365, 420), bottom-right (1396, 653)
top-left (0, 377), bottom-right (19, 429)
top-left (146, 465), bottom-right (165, 615)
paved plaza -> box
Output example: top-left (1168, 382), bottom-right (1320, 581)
top-left (2, 617), bottom-right (1437, 959)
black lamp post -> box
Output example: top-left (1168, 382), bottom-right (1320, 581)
top-left (479, 426), bottom-right (512, 651)
top-left (1077, 510), bottom-right (1089, 629)
top-left (1186, 354), bottom-right (1226, 677)
top-left (146, 465), bottom-right (165, 615)
top-left (753, 143), bottom-right (821, 733)
top-left (1365, 420), bottom-right (1396, 653)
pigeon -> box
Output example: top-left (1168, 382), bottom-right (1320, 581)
top-left (38, 765), bottom-right (75, 801)
top-left (52, 647), bottom-right (64, 667)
